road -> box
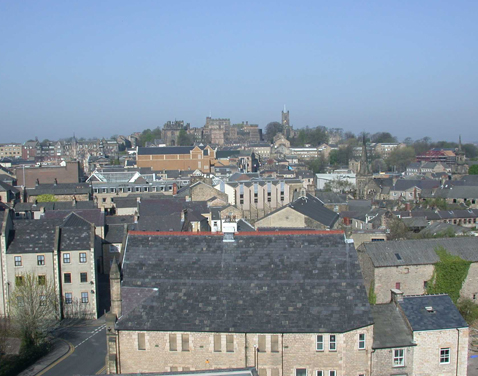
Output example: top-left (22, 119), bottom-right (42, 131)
top-left (41, 318), bottom-right (106, 376)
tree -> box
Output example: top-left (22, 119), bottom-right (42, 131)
top-left (386, 146), bottom-right (416, 172)
top-left (139, 127), bottom-right (162, 146)
top-left (388, 217), bottom-right (410, 240)
top-left (265, 122), bottom-right (284, 143)
top-left (306, 155), bottom-right (328, 174)
top-left (36, 194), bottom-right (58, 203)
top-left (9, 273), bottom-right (59, 347)
top-left (403, 137), bottom-right (413, 146)
top-left (177, 129), bottom-right (193, 146)
top-left (469, 165), bottom-right (478, 175)
top-left (323, 178), bottom-right (355, 194)
top-left (371, 132), bottom-right (397, 143)
top-left (371, 159), bottom-right (387, 173)
top-left (457, 299), bottom-right (478, 324)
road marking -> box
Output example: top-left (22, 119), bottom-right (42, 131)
top-left (75, 325), bottom-right (106, 348)
top-left (37, 339), bottom-right (75, 376)
top-left (96, 364), bottom-right (107, 374)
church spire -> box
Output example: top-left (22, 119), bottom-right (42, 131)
top-left (359, 133), bottom-right (370, 176)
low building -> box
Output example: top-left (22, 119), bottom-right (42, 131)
top-left (26, 182), bottom-right (91, 202)
top-left (357, 237), bottom-right (478, 304)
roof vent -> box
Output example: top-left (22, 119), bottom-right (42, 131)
top-left (395, 253), bottom-right (402, 261)
top-left (425, 306), bottom-right (435, 313)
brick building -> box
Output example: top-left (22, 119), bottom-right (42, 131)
top-left (106, 231), bottom-right (374, 375)
top-left (136, 146), bottom-right (216, 173)
top-left (14, 161), bottom-right (82, 188)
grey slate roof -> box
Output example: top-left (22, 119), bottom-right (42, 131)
top-left (43, 209), bottom-right (105, 227)
top-left (236, 219), bottom-right (255, 232)
top-left (371, 303), bottom-right (415, 349)
top-left (117, 232), bottom-right (373, 333)
top-left (27, 183), bottom-right (91, 196)
top-left (361, 237), bottom-right (478, 267)
top-left (400, 295), bottom-right (467, 331)
top-left (7, 219), bottom-right (61, 254)
top-left (59, 213), bottom-right (93, 251)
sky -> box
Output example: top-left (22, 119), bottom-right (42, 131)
top-left (1, 1), bottom-right (477, 143)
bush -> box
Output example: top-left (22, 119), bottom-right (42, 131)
top-left (457, 298), bottom-right (478, 324)
top-left (0, 342), bottom-right (51, 376)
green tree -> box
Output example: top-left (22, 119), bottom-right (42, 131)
top-left (36, 194), bottom-right (58, 203)
top-left (306, 155), bottom-right (327, 174)
top-left (386, 146), bottom-right (416, 172)
top-left (463, 143), bottom-right (478, 158)
top-left (388, 217), bottom-right (410, 240)
top-left (139, 127), bottom-right (162, 146)
top-left (177, 129), bottom-right (193, 146)
top-left (371, 132), bottom-right (397, 143)
top-left (9, 273), bottom-right (59, 347)
top-left (265, 122), bottom-right (284, 143)
top-left (469, 165), bottom-right (478, 175)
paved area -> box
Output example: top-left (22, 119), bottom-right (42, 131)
top-left (17, 317), bottom-right (106, 376)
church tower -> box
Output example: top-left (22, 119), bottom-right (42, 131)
top-left (281, 105), bottom-right (290, 127)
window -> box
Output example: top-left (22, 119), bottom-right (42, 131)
top-left (316, 335), bottom-right (324, 351)
top-left (40, 295), bottom-right (46, 306)
top-left (358, 333), bottom-right (365, 349)
top-left (169, 334), bottom-right (177, 351)
top-left (182, 334), bottom-right (189, 352)
top-left (37, 255), bottom-right (45, 266)
top-left (38, 275), bottom-right (46, 286)
top-left (317, 372), bottom-right (323, 376)
top-left (14, 256), bottom-right (22, 267)
top-left (80, 272), bottom-right (88, 283)
top-left (138, 333), bottom-right (146, 350)
top-left (64, 273), bottom-right (71, 283)
top-left (170, 367), bottom-right (178, 372)
top-left (214, 334), bottom-right (221, 352)
top-left (296, 369), bottom-right (307, 376)
top-left (63, 253), bottom-right (70, 263)
top-left (81, 292), bottom-right (88, 303)
top-left (329, 335), bottom-right (336, 351)
top-left (395, 282), bottom-right (401, 290)
top-left (79, 253), bottom-right (87, 263)
top-left (17, 296), bottom-right (24, 307)
top-left (65, 293), bottom-right (72, 304)
top-left (329, 372), bottom-right (336, 376)
top-left (109, 245), bottom-right (119, 253)
top-left (15, 276), bottom-right (23, 286)
top-left (440, 348), bottom-right (450, 364)
top-left (226, 334), bottom-right (234, 352)
top-left (271, 335), bottom-right (279, 352)
top-left (271, 369), bottom-right (279, 376)
top-left (393, 348), bottom-right (405, 367)
top-left (258, 335), bottom-right (266, 352)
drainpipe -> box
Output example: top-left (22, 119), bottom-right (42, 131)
top-left (281, 333), bottom-right (284, 376)
top-left (456, 328), bottom-right (460, 376)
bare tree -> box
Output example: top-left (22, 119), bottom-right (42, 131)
top-left (8, 273), bottom-right (59, 347)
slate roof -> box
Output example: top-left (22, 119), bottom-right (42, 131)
top-left (314, 191), bottom-right (347, 204)
top-left (59, 213), bottom-right (93, 251)
top-left (434, 186), bottom-right (478, 199)
top-left (43, 209), bottom-right (104, 227)
top-left (27, 183), bottom-right (91, 196)
top-left (0, 181), bottom-right (19, 193)
top-left (361, 237), bottom-right (478, 267)
top-left (259, 194), bottom-right (339, 229)
top-left (105, 224), bottom-right (129, 243)
top-left (392, 179), bottom-right (440, 191)
top-left (400, 295), bottom-right (467, 331)
top-left (117, 232), bottom-right (373, 333)
top-left (420, 222), bottom-right (471, 236)
top-left (7, 219), bottom-right (61, 254)
top-left (236, 219), bottom-right (255, 232)
top-left (105, 215), bottom-right (135, 225)
top-left (371, 303), bottom-right (415, 349)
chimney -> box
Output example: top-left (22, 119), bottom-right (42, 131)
top-left (391, 289), bottom-right (404, 305)
top-left (222, 221), bottom-right (237, 242)
top-left (54, 178), bottom-right (58, 186)
top-left (110, 257), bottom-right (122, 318)
top-left (35, 178), bottom-right (40, 187)
top-left (173, 183), bottom-right (178, 195)
top-left (180, 209), bottom-right (187, 223)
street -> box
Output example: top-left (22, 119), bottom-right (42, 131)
top-left (40, 318), bottom-right (106, 376)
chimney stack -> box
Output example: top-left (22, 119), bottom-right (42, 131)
top-left (391, 289), bottom-right (404, 305)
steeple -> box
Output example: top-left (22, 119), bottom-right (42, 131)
top-left (459, 135), bottom-right (463, 152)
top-left (358, 134), bottom-right (370, 176)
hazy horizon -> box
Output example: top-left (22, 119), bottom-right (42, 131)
top-left (1, 1), bottom-right (477, 144)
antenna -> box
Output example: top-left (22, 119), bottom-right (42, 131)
top-left (283, 104), bottom-right (286, 113)
top-left (209, 110), bottom-right (212, 117)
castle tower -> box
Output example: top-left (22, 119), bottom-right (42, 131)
top-left (455, 135), bottom-right (467, 175)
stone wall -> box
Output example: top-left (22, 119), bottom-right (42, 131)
top-left (371, 346), bottom-right (414, 376)
top-left (191, 183), bottom-right (228, 203)
top-left (412, 328), bottom-right (468, 376)
top-left (116, 327), bottom-right (373, 375)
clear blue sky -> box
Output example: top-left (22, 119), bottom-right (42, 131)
top-left (1, 1), bottom-right (477, 143)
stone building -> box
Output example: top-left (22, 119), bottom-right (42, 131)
top-left (372, 290), bottom-right (468, 376)
top-left (357, 237), bottom-right (478, 304)
top-left (162, 121), bottom-right (190, 146)
top-left (0, 210), bottom-right (100, 318)
top-left (136, 146), bottom-right (216, 173)
top-left (106, 230), bottom-right (374, 375)
top-left (26, 182), bottom-right (91, 203)
top-left (0, 143), bottom-right (23, 159)
top-left (356, 137), bottom-right (379, 200)
top-left (254, 194), bottom-right (339, 230)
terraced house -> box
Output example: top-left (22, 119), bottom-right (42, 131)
top-left (0, 209), bottom-right (100, 318)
